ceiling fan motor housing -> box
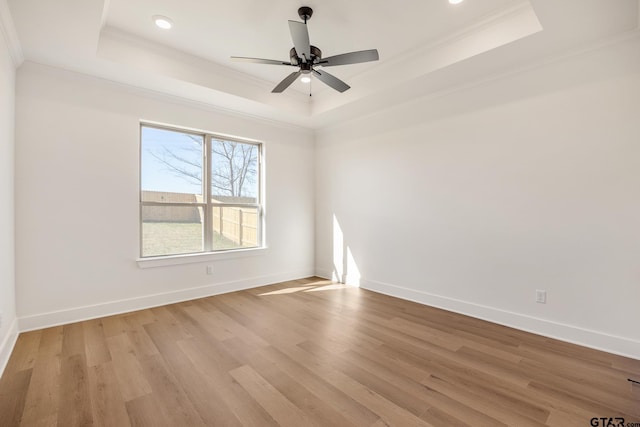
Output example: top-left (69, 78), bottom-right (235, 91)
top-left (289, 46), bottom-right (322, 66)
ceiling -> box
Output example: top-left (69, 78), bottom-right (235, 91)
top-left (5, 0), bottom-right (640, 128)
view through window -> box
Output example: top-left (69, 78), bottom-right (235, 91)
top-left (140, 124), bottom-right (262, 257)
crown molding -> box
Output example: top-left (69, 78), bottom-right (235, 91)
top-left (99, 26), bottom-right (310, 101)
top-left (0, 0), bottom-right (23, 66)
top-left (20, 60), bottom-right (314, 132)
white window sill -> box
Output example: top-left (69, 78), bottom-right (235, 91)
top-left (137, 247), bottom-right (268, 268)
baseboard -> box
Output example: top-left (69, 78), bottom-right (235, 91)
top-left (314, 267), bottom-right (335, 281)
top-left (18, 270), bottom-right (315, 332)
top-left (361, 277), bottom-right (640, 361)
top-left (0, 317), bottom-right (19, 378)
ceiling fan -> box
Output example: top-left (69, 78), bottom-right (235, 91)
top-left (231, 6), bottom-right (379, 94)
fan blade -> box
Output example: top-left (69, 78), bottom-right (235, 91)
top-left (313, 69), bottom-right (350, 93)
top-left (272, 71), bottom-right (302, 93)
top-left (231, 56), bottom-right (292, 66)
top-left (320, 49), bottom-right (379, 67)
top-left (288, 20), bottom-right (311, 62)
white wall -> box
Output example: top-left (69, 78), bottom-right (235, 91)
top-left (0, 18), bottom-right (17, 372)
top-left (315, 36), bottom-right (640, 358)
top-left (15, 62), bottom-right (315, 329)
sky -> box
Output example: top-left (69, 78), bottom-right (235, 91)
top-left (141, 126), bottom-right (258, 198)
top-left (141, 126), bottom-right (203, 195)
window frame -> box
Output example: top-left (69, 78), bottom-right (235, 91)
top-left (139, 122), bottom-right (264, 260)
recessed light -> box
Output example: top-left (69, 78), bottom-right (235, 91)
top-left (449, 0), bottom-right (463, 4)
top-left (153, 15), bottom-right (173, 30)
top-left (300, 76), bottom-right (311, 83)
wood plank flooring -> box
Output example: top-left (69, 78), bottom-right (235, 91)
top-left (1, 277), bottom-right (639, 426)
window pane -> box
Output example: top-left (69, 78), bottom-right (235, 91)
top-left (142, 205), bottom-right (204, 256)
top-left (141, 127), bottom-right (204, 202)
top-left (211, 206), bottom-right (259, 250)
top-left (210, 139), bottom-right (259, 204)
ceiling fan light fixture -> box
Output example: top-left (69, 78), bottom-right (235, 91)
top-left (449, 0), bottom-right (464, 4)
top-left (153, 15), bottom-right (173, 30)
top-left (300, 76), bottom-right (311, 83)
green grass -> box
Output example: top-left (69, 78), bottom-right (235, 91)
top-left (142, 222), bottom-right (241, 257)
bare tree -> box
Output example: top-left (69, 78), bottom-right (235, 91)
top-left (211, 140), bottom-right (257, 197)
top-left (147, 138), bottom-right (203, 186)
top-left (147, 136), bottom-right (257, 197)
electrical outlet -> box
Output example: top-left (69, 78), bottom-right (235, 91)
top-left (536, 290), bottom-right (547, 304)
top-left (206, 265), bottom-right (214, 275)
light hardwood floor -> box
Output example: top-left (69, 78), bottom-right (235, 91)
top-left (1, 277), bottom-right (638, 426)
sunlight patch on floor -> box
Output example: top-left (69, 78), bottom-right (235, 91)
top-left (304, 284), bottom-right (348, 293)
top-left (258, 281), bottom-right (348, 296)
top-left (258, 286), bottom-right (317, 295)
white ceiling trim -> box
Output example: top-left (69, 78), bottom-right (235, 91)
top-left (384, 0), bottom-right (539, 72)
top-left (308, 0), bottom-right (538, 100)
top-left (317, 31), bottom-right (640, 142)
top-left (8, 0), bottom-right (638, 130)
top-left (0, 0), bottom-right (22, 66)
top-left (311, 22), bottom-right (640, 131)
top-left (310, 0), bottom-right (542, 118)
top-left (98, 26), bottom-right (311, 116)
top-left (428, 30), bottom-right (640, 116)
top-left (100, 0), bottom-right (111, 29)
top-left (20, 60), bottom-right (313, 133)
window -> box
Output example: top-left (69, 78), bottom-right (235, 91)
top-left (140, 124), bottom-right (262, 258)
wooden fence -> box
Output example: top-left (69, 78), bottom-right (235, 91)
top-left (142, 191), bottom-right (258, 247)
top-left (141, 191), bottom-right (203, 223)
top-left (212, 206), bottom-right (258, 247)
